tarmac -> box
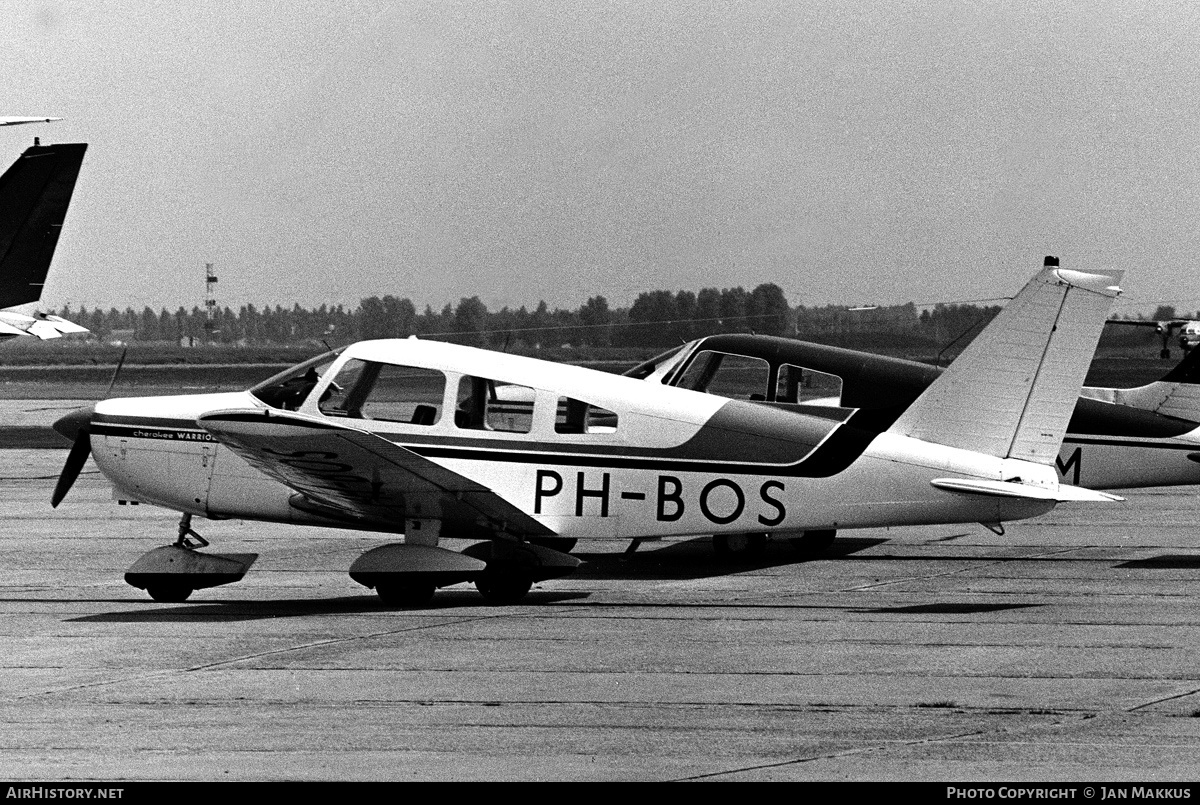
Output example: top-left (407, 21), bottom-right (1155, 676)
top-left (2, 404), bottom-right (1200, 781)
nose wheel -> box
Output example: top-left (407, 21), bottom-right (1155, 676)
top-left (145, 583), bottom-right (194, 603)
top-left (125, 514), bottom-right (257, 602)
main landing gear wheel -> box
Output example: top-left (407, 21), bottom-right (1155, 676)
top-left (713, 532), bottom-right (767, 559)
top-left (789, 529), bottom-right (837, 557)
top-left (475, 571), bottom-right (533, 605)
top-left (145, 584), bottom-right (194, 603)
top-left (375, 580), bottom-right (436, 608)
top-left (462, 542), bottom-right (538, 605)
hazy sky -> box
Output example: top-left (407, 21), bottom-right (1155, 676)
top-left (4, 0), bottom-right (1199, 316)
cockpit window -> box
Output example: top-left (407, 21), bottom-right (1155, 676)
top-left (674, 350), bottom-right (771, 400)
top-left (318, 359), bottom-right (446, 425)
top-left (250, 350), bottom-right (341, 411)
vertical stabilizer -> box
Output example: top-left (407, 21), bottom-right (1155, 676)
top-left (888, 258), bottom-right (1122, 464)
top-left (0, 142), bottom-right (88, 308)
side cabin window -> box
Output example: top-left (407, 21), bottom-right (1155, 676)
top-left (555, 397), bottom-right (619, 434)
top-left (675, 351), bottom-right (771, 400)
top-left (776, 364), bottom-right (843, 405)
top-left (454, 376), bottom-right (535, 434)
top-left (318, 359), bottom-right (446, 425)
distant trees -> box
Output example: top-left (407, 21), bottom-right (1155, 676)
top-left (53, 279), bottom-right (1059, 357)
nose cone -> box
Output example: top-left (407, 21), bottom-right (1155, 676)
top-left (53, 403), bottom-right (95, 442)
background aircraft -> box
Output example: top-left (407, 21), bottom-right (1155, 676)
top-left (1106, 317), bottom-right (1200, 359)
top-left (0, 117), bottom-right (62, 127)
top-left (0, 140), bottom-right (89, 339)
top-left (49, 262), bottom-right (1121, 606)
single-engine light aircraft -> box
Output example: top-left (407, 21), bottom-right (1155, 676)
top-left (51, 261), bottom-right (1122, 605)
top-left (0, 140), bottom-right (89, 338)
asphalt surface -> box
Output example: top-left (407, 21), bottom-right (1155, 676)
top-left (1, 439), bottom-right (1199, 782)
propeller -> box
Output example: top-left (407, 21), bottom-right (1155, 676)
top-left (50, 346), bottom-right (127, 507)
top-left (51, 403), bottom-right (95, 507)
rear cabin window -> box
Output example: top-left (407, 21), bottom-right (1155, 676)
top-left (555, 397), bottom-right (619, 434)
top-left (675, 351), bottom-right (771, 400)
top-left (454, 376), bottom-right (535, 434)
top-left (318, 359), bottom-right (446, 425)
top-left (775, 364), bottom-right (843, 404)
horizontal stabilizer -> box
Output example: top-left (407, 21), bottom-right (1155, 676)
top-left (888, 260), bottom-right (1122, 464)
top-left (930, 477), bottom-right (1122, 502)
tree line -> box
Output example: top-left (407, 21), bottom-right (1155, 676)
top-left (51, 283), bottom-right (1168, 352)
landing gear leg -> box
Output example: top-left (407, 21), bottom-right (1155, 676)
top-left (176, 513), bottom-right (209, 548)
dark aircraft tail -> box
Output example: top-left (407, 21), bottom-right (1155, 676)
top-left (0, 142), bottom-right (87, 308)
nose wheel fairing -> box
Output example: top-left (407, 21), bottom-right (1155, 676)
top-left (124, 544), bottom-right (258, 602)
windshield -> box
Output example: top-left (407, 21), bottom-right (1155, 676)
top-left (250, 349), bottom-right (342, 410)
top-left (622, 344), bottom-right (689, 381)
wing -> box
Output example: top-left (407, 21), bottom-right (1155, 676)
top-left (197, 408), bottom-right (555, 538)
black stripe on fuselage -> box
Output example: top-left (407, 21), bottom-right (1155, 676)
top-left (101, 403), bottom-right (890, 479)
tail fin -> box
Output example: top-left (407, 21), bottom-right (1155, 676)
top-left (888, 257), bottom-right (1122, 464)
top-left (1080, 346), bottom-right (1200, 423)
top-left (0, 142), bottom-right (88, 308)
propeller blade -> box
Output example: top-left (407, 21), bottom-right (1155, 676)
top-left (105, 346), bottom-right (128, 398)
top-left (51, 429), bottom-right (91, 507)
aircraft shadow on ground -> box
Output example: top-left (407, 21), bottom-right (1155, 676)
top-left (1117, 554), bottom-right (1200, 569)
top-left (65, 589), bottom-right (592, 623)
top-left (571, 535), bottom-right (888, 581)
top-left (854, 602), bottom-right (1042, 615)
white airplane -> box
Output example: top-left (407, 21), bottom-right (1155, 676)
top-left (50, 261), bottom-right (1122, 605)
top-left (0, 140), bottom-right (89, 339)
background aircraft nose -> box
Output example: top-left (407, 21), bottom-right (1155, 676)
top-left (53, 404), bottom-right (96, 442)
